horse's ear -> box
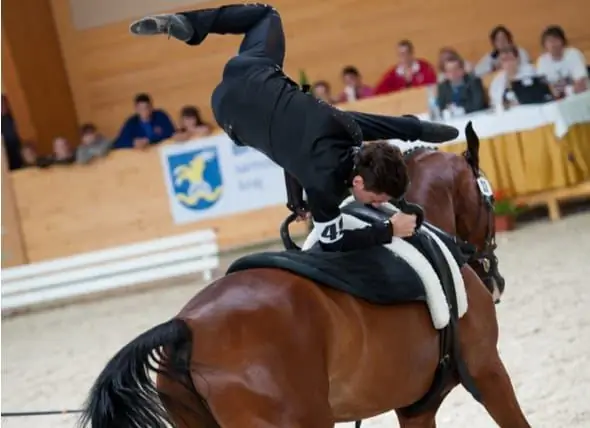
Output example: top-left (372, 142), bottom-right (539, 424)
top-left (463, 121), bottom-right (480, 173)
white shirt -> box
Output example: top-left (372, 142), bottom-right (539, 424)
top-left (488, 64), bottom-right (537, 107)
top-left (536, 47), bottom-right (588, 84)
top-left (475, 47), bottom-right (531, 76)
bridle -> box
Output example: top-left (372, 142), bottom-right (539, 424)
top-left (462, 153), bottom-right (506, 299)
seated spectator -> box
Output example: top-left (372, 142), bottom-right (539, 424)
top-left (337, 66), bottom-right (374, 103)
top-left (536, 25), bottom-right (589, 97)
top-left (374, 39), bottom-right (437, 95)
top-left (52, 137), bottom-right (76, 165)
top-left (437, 47), bottom-right (473, 82)
top-left (113, 93), bottom-right (174, 150)
top-left (437, 57), bottom-right (487, 115)
top-left (475, 26), bottom-right (531, 77)
top-left (311, 81), bottom-right (335, 104)
top-left (2, 94), bottom-right (23, 170)
top-left (76, 123), bottom-right (112, 164)
top-left (173, 106), bottom-right (213, 142)
top-left (488, 47), bottom-right (538, 108)
top-left (20, 143), bottom-right (39, 168)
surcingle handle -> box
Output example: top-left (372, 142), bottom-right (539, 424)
top-left (396, 198), bottom-right (425, 231)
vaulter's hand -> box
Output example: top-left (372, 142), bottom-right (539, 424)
top-left (390, 213), bottom-right (417, 238)
top-left (295, 209), bottom-right (311, 222)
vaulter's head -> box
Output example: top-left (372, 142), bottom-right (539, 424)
top-left (350, 141), bottom-right (409, 207)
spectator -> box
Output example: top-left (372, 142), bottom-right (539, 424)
top-left (20, 143), bottom-right (39, 168)
top-left (536, 25), bottom-right (588, 97)
top-left (113, 93), bottom-right (175, 150)
top-left (52, 137), bottom-right (75, 165)
top-left (76, 123), bottom-right (112, 164)
top-left (474, 26), bottom-right (531, 76)
top-left (1, 94), bottom-right (23, 170)
top-left (374, 39), bottom-right (437, 95)
top-left (311, 81), bottom-right (335, 104)
top-left (337, 66), bottom-right (374, 103)
top-left (173, 106), bottom-right (213, 142)
top-left (437, 47), bottom-right (473, 82)
top-left (437, 57), bottom-right (488, 114)
top-left (488, 47), bottom-right (538, 108)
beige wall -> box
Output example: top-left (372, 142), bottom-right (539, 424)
top-left (69, 0), bottom-right (211, 29)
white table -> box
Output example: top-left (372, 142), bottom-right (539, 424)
top-left (407, 90), bottom-right (590, 144)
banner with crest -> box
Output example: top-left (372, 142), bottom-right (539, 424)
top-left (159, 134), bottom-right (287, 224)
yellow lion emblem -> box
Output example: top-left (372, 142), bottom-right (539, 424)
top-left (173, 151), bottom-right (223, 207)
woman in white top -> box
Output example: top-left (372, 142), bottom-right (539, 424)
top-left (536, 25), bottom-right (589, 97)
top-left (488, 47), bottom-right (537, 108)
top-left (475, 25), bottom-right (531, 77)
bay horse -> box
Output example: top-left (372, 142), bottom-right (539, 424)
top-left (79, 124), bottom-right (529, 428)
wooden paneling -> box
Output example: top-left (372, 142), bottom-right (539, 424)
top-left (2, 0), bottom-right (79, 154)
top-left (10, 143), bottom-right (307, 263)
top-left (49, 0), bottom-right (590, 141)
top-left (1, 143), bottom-right (28, 267)
top-left (1, 28), bottom-right (37, 143)
top-left (340, 87), bottom-right (430, 116)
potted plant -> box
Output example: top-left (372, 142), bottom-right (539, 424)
top-left (493, 190), bottom-right (521, 232)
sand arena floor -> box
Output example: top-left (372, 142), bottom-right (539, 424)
top-left (2, 212), bottom-right (590, 428)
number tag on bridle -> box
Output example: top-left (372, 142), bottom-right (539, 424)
top-left (476, 176), bottom-right (493, 198)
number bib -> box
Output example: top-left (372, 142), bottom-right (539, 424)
top-left (315, 216), bottom-right (344, 244)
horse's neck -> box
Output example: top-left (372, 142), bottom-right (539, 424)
top-left (405, 151), bottom-right (458, 235)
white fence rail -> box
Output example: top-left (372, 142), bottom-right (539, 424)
top-left (1, 229), bottom-right (219, 312)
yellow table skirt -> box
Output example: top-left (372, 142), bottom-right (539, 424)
top-left (439, 123), bottom-right (590, 197)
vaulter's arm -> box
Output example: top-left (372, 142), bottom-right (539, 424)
top-left (306, 189), bottom-right (393, 252)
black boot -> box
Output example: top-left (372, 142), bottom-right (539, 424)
top-left (403, 115), bottom-right (459, 143)
top-left (129, 14), bottom-right (194, 42)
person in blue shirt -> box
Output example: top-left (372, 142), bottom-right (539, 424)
top-left (113, 93), bottom-right (175, 149)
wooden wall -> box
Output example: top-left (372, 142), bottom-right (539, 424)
top-left (50, 0), bottom-right (590, 141)
top-left (10, 143), bottom-right (308, 263)
top-left (1, 143), bottom-right (28, 267)
top-left (2, 0), bottom-right (80, 154)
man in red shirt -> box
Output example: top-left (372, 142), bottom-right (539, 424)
top-left (374, 40), bottom-right (437, 95)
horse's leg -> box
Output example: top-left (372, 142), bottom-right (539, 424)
top-left (460, 267), bottom-right (531, 428)
top-left (395, 407), bottom-right (439, 428)
top-left (157, 372), bottom-right (216, 428)
top-left (191, 371), bottom-right (334, 428)
top-left (470, 353), bottom-right (531, 428)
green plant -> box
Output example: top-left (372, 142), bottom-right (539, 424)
top-left (493, 190), bottom-right (524, 216)
top-left (299, 69), bottom-right (310, 87)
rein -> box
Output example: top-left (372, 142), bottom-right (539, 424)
top-left (1, 409), bottom-right (83, 417)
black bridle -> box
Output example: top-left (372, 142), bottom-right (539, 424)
top-left (462, 152), bottom-right (505, 300)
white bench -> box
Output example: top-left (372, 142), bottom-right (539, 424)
top-left (1, 229), bottom-right (219, 312)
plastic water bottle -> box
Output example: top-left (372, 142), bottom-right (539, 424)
top-left (427, 86), bottom-right (440, 121)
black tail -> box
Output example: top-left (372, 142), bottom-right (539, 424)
top-left (463, 121), bottom-right (480, 173)
top-left (78, 318), bottom-right (213, 428)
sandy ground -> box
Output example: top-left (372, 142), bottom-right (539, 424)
top-left (2, 212), bottom-right (590, 428)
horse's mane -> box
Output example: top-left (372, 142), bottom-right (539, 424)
top-left (401, 145), bottom-right (438, 162)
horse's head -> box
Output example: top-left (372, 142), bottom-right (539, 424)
top-left (455, 122), bottom-right (505, 302)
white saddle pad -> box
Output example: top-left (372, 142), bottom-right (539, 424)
top-left (301, 196), bottom-right (468, 329)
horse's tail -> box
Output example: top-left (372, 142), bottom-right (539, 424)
top-left (464, 121), bottom-right (480, 172)
top-left (78, 318), bottom-right (216, 428)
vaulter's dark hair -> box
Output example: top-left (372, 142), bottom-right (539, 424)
top-left (355, 141), bottom-right (409, 198)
